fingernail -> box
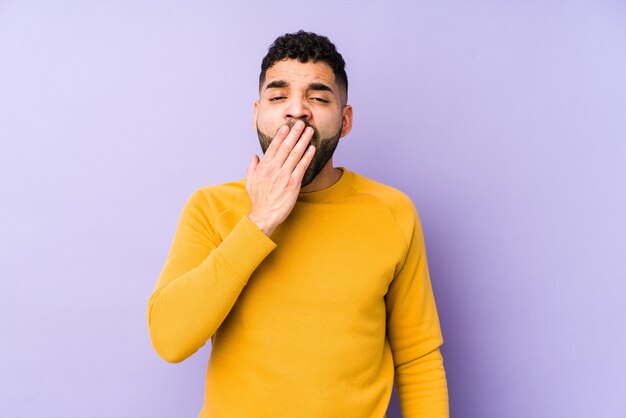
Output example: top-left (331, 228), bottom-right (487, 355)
top-left (279, 125), bottom-right (288, 134)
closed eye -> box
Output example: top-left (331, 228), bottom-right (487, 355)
top-left (311, 97), bottom-right (329, 103)
top-left (269, 96), bottom-right (286, 101)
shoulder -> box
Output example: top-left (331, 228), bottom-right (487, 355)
top-left (349, 171), bottom-right (422, 243)
top-left (350, 172), bottom-right (415, 211)
top-left (183, 178), bottom-right (248, 216)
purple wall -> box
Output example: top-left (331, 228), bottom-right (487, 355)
top-left (1, 1), bottom-right (625, 417)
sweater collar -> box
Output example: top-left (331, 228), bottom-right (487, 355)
top-left (296, 167), bottom-right (354, 203)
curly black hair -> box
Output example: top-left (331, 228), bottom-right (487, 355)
top-left (259, 30), bottom-right (348, 101)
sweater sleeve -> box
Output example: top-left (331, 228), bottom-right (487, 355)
top-left (147, 188), bottom-right (277, 363)
top-left (385, 205), bottom-right (449, 417)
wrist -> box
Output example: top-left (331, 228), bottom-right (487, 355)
top-left (247, 213), bottom-right (276, 237)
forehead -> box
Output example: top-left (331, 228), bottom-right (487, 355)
top-left (263, 59), bottom-right (337, 89)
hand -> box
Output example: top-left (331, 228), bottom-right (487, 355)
top-left (245, 120), bottom-right (316, 237)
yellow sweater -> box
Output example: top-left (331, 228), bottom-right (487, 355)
top-left (147, 168), bottom-right (448, 418)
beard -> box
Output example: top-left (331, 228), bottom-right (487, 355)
top-left (257, 118), bottom-right (342, 187)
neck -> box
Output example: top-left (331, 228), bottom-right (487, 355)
top-left (300, 160), bottom-right (342, 193)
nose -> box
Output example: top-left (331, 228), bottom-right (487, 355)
top-left (283, 96), bottom-right (312, 121)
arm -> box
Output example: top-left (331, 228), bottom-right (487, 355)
top-left (147, 121), bottom-right (315, 363)
top-left (147, 189), bottom-right (276, 363)
top-left (385, 206), bottom-right (449, 417)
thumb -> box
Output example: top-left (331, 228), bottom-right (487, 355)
top-left (246, 154), bottom-right (259, 179)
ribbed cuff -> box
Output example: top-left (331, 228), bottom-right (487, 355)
top-left (212, 215), bottom-right (277, 285)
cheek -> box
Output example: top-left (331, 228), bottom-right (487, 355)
top-left (317, 114), bottom-right (343, 136)
top-left (256, 108), bottom-right (281, 132)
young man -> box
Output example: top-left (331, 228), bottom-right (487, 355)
top-left (147, 30), bottom-right (449, 418)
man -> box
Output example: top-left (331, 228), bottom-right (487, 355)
top-left (147, 30), bottom-right (448, 418)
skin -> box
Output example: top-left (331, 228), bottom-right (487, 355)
top-left (256, 118), bottom-right (343, 188)
top-left (246, 59), bottom-right (353, 236)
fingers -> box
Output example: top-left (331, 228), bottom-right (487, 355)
top-left (291, 145), bottom-right (316, 182)
top-left (245, 121), bottom-right (314, 234)
top-left (270, 120), bottom-right (306, 164)
top-left (263, 124), bottom-right (290, 161)
top-left (282, 125), bottom-right (313, 171)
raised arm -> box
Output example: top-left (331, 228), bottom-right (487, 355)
top-left (147, 120), bottom-right (315, 363)
top-left (147, 190), bottom-right (276, 363)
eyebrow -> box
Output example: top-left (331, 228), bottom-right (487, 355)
top-left (308, 82), bottom-right (333, 93)
top-left (265, 80), bottom-right (288, 89)
top-left (264, 80), bottom-right (334, 94)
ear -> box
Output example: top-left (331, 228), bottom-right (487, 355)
top-left (340, 104), bottom-right (353, 138)
top-left (252, 100), bottom-right (259, 130)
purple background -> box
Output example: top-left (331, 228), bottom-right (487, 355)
top-left (1, 1), bottom-right (625, 417)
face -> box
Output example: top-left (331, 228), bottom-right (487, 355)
top-left (254, 59), bottom-right (352, 187)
